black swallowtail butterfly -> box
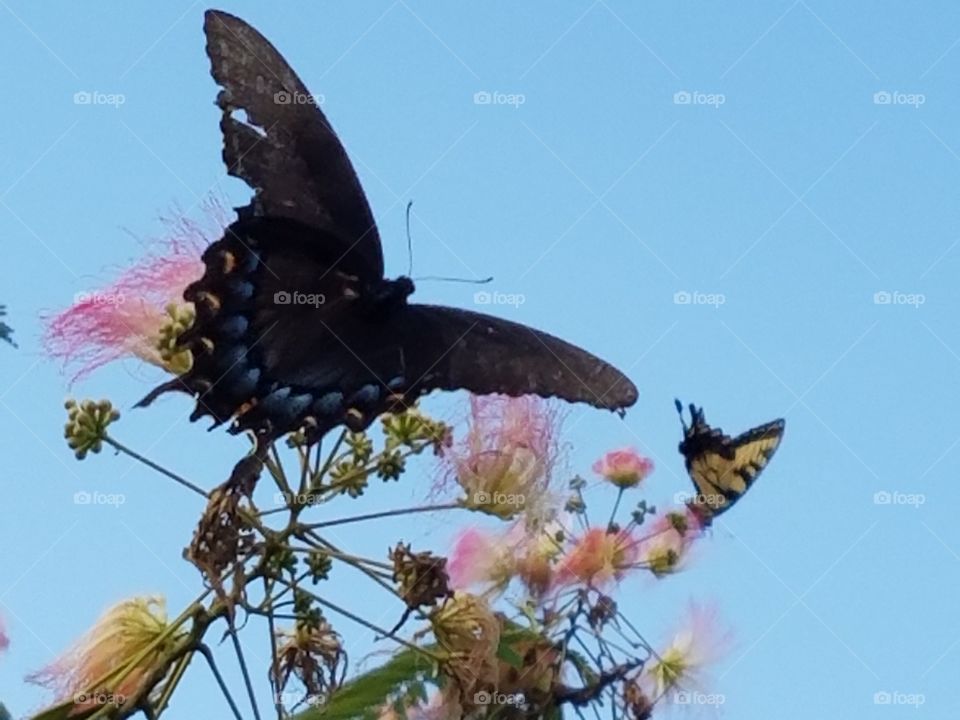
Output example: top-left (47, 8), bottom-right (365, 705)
top-left (138, 10), bottom-right (638, 461)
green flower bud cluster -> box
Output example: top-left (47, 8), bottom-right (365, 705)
top-left (157, 303), bottom-right (195, 375)
top-left (64, 399), bottom-right (119, 459)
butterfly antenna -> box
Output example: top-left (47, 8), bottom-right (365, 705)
top-left (674, 398), bottom-right (688, 431)
top-left (405, 200), bottom-right (414, 277)
top-left (415, 275), bottom-right (494, 284)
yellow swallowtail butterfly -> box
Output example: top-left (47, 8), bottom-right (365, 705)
top-left (675, 399), bottom-right (784, 524)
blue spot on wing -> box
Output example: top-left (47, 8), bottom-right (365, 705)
top-left (347, 384), bottom-right (380, 407)
top-left (314, 391), bottom-right (344, 415)
top-left (218, 345), bottom-right (249, 370)
top-left (230, 280), bottom-right (255, 300)
top-left (228, 367), bottom-right (260, 397)
top-left (219, 315), bottom-right (249, 340)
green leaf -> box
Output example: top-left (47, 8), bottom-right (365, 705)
top-left (0, 703), bottom-right (11, 720)
top-left (293, 647), bottom-right (437, 720)
top-left (496, 642), bottom-right (524, 669)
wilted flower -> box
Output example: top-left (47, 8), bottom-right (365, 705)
top-left (556, 527), bottom-right (638, 587)
top-left (42, 200), bottom-right (226, 381)
top-left (636, 508), bottom-right (702, 577)
top-left (273, 618), bottom-right (345, 703)
top-left (443, 395), bottom-right (561, 520)
top-left (27, 596), bottom-right (183, 714)
top-left (593, 448), bottom-right (654, 489)
top-left (642, 601), bottom-right (731, 703)
top-left (391, 543), bottom-right (451, 611)
top-left (430, 592), bottom-right (500, 708)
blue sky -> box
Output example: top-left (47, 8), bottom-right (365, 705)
top-left (2, 1), bottom-right (959, 718)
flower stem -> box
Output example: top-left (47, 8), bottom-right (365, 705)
top-left (198, 644), bottom-right (245, 720)
top-left (227, 619), bottom-right (262, 720)
top-left (103, 435), bottom-right (208, 498)
top-left (608, 488), bottom-right (625, 531)
top-left (302, 502), bottom-right (461, 530)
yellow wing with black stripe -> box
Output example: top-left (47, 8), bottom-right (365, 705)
top-left (675, 400), bottom-right (784, 523)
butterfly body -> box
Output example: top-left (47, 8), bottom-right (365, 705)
top-left (675, 400), bottom-right (784, 524)
top-left (138, 10), bottom-right (638, 454)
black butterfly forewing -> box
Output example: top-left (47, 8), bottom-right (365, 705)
top-left (138, 10), bottom-right (638, 450)
top-left (204, 9), bottom-right (383, 278)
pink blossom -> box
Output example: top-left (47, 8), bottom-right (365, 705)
top-left (592, 447), bottom-right (654, 489)
top-left (555, 527), bottom-right (638, 588)
top-left (42, 199), bottom-right (227, 382)
top-left (440, 395), bottom-right (563, 519)
top-left (635, 508), bottom-right (702, 577)
top-left (448, 521), bottom-right (563, 596)
top-left (0, 614), bottom-right (9, 654)
top-left (447, 527), bottom-right (517, 590)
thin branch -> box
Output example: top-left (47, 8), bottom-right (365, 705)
top-left (227, 620), bottom-right (263, 720)
top-left (104, 435), bottom-right (209, 497)
top-left (199, 643), bottom-right (245, 720)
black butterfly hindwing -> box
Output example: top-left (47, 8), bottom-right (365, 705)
top-left (675, 400), bottom-right (784, 523)
top-left (137, 10), bottom-right (638, 448)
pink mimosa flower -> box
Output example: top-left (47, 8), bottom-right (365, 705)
top-left (448, 521), bottom-right (563, 596)
top-left (447, 527), bottom-right (518, 590)
top-left (592, 448), bottom-right (654, 489)
top-left (441, 395), bottom-right (562, 519)
top-left (555, 527), bottom-right (638, 587)
top-left (42, 199), bottom-right (227, 382)
top-left (636, 508), bottom-right (702, 577)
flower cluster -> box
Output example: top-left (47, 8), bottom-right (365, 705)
top-left (42, 199), bottom-right (225, 381)
top-left (25, 207), bottom-right (733, 720)
top-left (27, 597), bottom-right (185, 714)
top-left (63, 398), bottom-right (119, 459)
